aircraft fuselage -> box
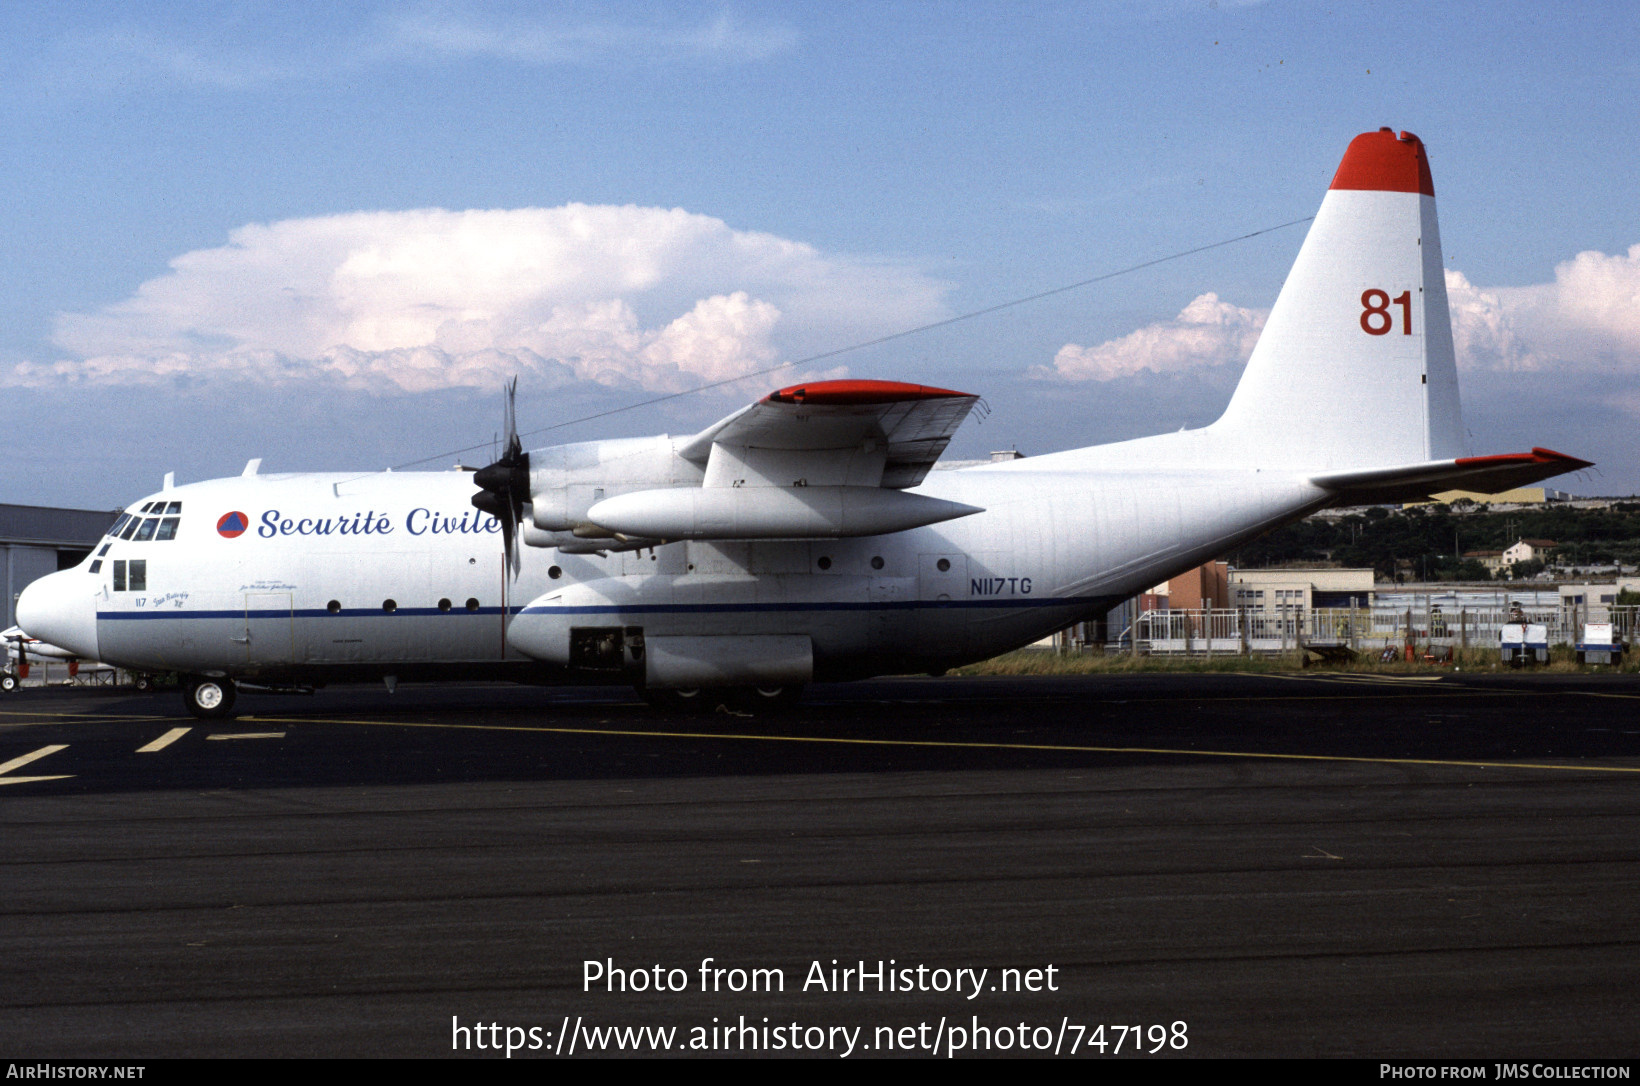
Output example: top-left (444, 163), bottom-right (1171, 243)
top-left (30, 461), bottom-right (1328, 685)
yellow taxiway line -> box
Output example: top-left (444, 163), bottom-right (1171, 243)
top-left (237, 714), bottom-right (1640, 776)
top-left (0, 743), bottom-right (73, 785)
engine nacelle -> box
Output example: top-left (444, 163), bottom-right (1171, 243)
top-left (585, 486), bottom-right (981, 540)
top-left (528, 436), bottom-right (700, 532)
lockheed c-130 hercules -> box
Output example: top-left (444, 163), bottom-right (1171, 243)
top-left (16, 128), bottom-right (1591, 719)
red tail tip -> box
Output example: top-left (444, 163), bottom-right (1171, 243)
top-left (1329, 128), bottom-right (1435, 197)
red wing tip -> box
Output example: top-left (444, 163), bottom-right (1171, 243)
top-left (766, 379), bottom-right (975, 405)
top-left (1454, 448), bottom-right (1595, 470)
top-left (1531, 447), bottom-right (1596, 469)
top-left (1329, 127), bottom-right (1435, 197)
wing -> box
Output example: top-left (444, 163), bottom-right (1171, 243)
top-left (585, 380), bottom-right (985, 540)
top-left (675, 380), bottom-right (981, 489)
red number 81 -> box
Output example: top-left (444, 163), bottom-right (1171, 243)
top-left (1360, 289), bottom-right (1411, 335)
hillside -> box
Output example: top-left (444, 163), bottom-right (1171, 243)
top-left (1226, 502), bottom-right (1640, 582)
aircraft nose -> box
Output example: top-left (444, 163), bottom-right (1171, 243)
top-left (15, 570), bottom-right (100, 661)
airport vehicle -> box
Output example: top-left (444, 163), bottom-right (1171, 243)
top-left (15, 128), bottom-right (1591, 718)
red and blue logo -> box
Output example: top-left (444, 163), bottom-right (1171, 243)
top-left (216, 511), bottom-right (249, 538)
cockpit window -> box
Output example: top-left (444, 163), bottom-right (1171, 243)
top-left (112, 502), bottom-right (184, 541)
top-left (111, 559), bottom-right (146, 592)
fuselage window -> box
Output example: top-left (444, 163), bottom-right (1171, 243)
top-left (155, 518), bottom-right (179, 541)
top-left (113, 560), bottom-right (126, 591)
top-left (128, 560), bottom-right (146, 591)
top-left (465, 598), bottom-right (480, 611)
top-left (106, 514), bottom-right (130, 538)
top-left (438, 598), bottom-right (452, 612)
top-left (133, 518), bottom-right (158, 542)
top-left (119, 518), bottom-right (142, 540)
top-left (382, 599), bottom-right (397, 613)
top-left (327, 600), bottom-right (341, 614)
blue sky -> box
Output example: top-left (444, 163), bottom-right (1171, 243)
top-left (4, 1), bottom-right (1637, 507)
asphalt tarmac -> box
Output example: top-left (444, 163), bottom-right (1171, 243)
top-left (2, 670), bottom-right (1637, 1058)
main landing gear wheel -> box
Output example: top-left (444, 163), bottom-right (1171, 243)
top-left (637, 684), bottom-right (805, 714)
top-left (183, 677), bottom-right (236, 720)
top-left (1, 673), bottom-right (16, 693)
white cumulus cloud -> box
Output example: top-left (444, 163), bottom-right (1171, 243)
top-left (1035, 245), bottom-right (1640, 418)
top-left (1444, 269), bottom-right (1535, 372)
top-left (1034, 292), bottom-right (1267, 382)
top-left (1451, 246), bottom-right (1640, 379)
top-left (12, 205), bottom-right (946, 394)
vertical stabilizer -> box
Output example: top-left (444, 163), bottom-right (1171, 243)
top-left (1212, 128), bottom-right (1466, 470)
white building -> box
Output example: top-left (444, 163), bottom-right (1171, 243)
top-left (1228, 568), bottom-right (1375, 613)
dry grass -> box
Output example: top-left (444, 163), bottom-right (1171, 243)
top-left (951, 645), bottom-right (1637, 677)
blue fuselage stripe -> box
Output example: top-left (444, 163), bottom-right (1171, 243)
top-left (99, 607), bottom-right (518, 620)
top-left (97, 596), bottom-right (1096, 621)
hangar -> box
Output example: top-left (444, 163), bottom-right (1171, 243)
top-left (2, 503), bottom-right (118, 631)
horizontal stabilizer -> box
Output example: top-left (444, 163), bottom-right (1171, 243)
top-left (586, 485), bottom-right (983, 540)
top-left (1311, 448), bottom-right (1592, 505)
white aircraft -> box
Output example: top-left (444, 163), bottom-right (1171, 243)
top-left (4, 625), bottom-right (81, 663)
top-left (16, 128), bottom-right (1590, 718)
top-left (1, 625), bottom-right (123, 692)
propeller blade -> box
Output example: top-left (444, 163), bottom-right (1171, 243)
top-left (471, 379), bottom-right (531, 575)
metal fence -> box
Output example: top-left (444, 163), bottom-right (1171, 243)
top-left (1122, 604), bottom-right (1637, 656)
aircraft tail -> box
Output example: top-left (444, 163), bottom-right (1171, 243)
top-left (1212, 128), bottom-right (1466, 471)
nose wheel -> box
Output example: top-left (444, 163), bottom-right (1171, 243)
top-left (183, 676), bottom-right (237, 720)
